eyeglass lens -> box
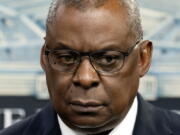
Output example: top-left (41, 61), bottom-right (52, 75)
top-left (47, 50), bottom-right (125, 74)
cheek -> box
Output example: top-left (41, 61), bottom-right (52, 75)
top-left (46, 71), bottom-right (73, 109)
top-left (103, 78), bottom-right (138, 119)
top-left (102, 66), bottom-right (139, 116)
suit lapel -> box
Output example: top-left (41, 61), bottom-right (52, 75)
top-left (39, 103), bottom-right (61, 135)
top-left (23, 103), bottom-right (62, 135)
top-left (133, 94), bottom-right (173, 135)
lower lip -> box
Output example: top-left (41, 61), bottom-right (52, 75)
top-left (70, 104), bottom-right (104, 113)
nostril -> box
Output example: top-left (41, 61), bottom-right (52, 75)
top-left (73, 81), bottom-right (99, 88)
top-left (74, 82), bottom-right (81, 87)
top-left (92, 82), bottom-right (99, 87)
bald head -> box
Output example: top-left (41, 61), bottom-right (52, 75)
top-left (46, 0), bottom-right (143, 42)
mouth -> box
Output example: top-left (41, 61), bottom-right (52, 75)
top-left (70, 100), bottom-right (105, 113)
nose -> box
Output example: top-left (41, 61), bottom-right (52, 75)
top-left (72, 58), bottom-right (100, 89)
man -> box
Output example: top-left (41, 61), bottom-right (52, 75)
top-left (1, 0), bottom-right (180, 135)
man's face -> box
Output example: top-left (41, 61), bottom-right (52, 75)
top-left (42, 2), bottom-right (149, 134)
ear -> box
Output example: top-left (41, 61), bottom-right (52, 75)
top-left (138, 40), bottom-right (153, 77)
top-left (40, 45), bottom-right (48, 71)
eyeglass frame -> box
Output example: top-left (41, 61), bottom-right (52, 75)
top-left (44, 40), bottom-right (141, 75)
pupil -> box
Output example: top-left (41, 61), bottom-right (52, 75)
top-left (65, 56), bottom-right (72, 61)
top-left (106, 57), bottom-right (113, 62)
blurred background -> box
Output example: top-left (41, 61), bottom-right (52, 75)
top-left (0, 0), bottom-right (180, 129)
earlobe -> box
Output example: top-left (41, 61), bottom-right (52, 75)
top-left (40, 45), bottom-right (48, 71)
top-left (138, 40), bottom-right (153, 77)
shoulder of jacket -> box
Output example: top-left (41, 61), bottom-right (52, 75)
top-left (0, 104), bottom-right (50, 135)
top-left (164, 110), bottom-right (180, 132)
top-left (0, 114), bottom-right (35, 135)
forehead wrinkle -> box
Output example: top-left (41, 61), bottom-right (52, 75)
top-left (49, 0), bottom-right (130, 28)
top-left (55, 5), bottom-right (130, 34)
top-left (49, 1), bottom-right (132, 31)
top-left (56, 10), bottom-right (129, 49)
top-left (48, 1), bottom-right (137, 52)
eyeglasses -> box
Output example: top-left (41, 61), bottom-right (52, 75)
top-left (44, 41), bottom-right (141, 75)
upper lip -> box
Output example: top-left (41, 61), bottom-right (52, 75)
top-left (70, 100), bottom-right (104, 107)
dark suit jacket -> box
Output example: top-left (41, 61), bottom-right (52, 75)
top-left (1, 94), bottom-right (180, 135)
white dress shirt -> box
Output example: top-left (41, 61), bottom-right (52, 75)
top-left (58, 97), bottom-right (138, 135)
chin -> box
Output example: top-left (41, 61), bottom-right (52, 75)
top-left (71, 116), bottom-right (108, 128)
top-left (71, 122), bottom-right (113, 135)
top-left (64, 115), bottom-right (115, 134)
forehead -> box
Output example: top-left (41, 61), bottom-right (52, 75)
top-left (47, 1), bottom-right (133, 51)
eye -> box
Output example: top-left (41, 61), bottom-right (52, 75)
top-left (60, 55), bottom-right (74, 62)
top-left (53, 53), bottom-right (78, 65)
top-left (96, 55), bottom-right (121, 66)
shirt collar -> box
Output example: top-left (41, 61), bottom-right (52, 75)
top-left (58, 96), bottom-right (138, 135)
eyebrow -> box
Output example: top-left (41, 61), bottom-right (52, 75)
top-left (52, 42), bottom-right (119, 51)
top-left (50, 41), bottom-right (136, 53)
top-left (55, 43), bottom-right (124, 52)
top-left (53, 42), bottom-right (75, 50)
